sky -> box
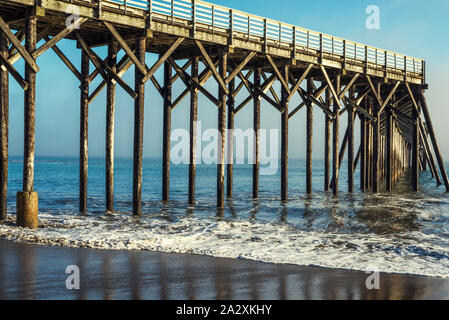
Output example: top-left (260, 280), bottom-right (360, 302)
top-left (6, 0), bottom-right (449, 160)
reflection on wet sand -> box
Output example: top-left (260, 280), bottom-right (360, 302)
top-left (0, 240), bottom-right (448, 300)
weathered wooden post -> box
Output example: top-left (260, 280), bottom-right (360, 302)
top-left (0, 32), bottom-right (8, 221)
top-left (306, 77), bottom-right (313, 194)
top-left (162, 60), bottom-right (172, 201)
top-left (411, 106), bottom-right (419, 191)
top-left (17, 15), bottom-right (38, 228)
top-left (386, 106), bottom-right (393, 191)
top-left (324, 88), bottom-right (331, 191)
top-left (227, 77), bottom-right (235, 198)
top-left (253, 68), bottom-right (261, 199)
top-left (189, 57), bottom-right (199, 205)
top-left (360, 106), bottom-right (366, 190)
top-left (105, 43), bottom-right (117, 213)
top-left (372, 89), bottom-right (380, 193)
top-left (133, 37), bottom-right (146, 216)
top-left (281, 66), bottom-right (289, 201)
top-left (347, 87), bottom-right (355, 192)
top-left (79, 48), bottom-right (89, 215)
top-left (332, 74), bottom-right (340, 195)
top-left (217, 52), bottom-right (227, 208)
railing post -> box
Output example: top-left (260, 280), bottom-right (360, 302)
top-left (364, 45), bottom-right (368, 72)
top-left (171, 0), bottom-right (174, 24)
top-left (343, 40), bottom-right (346, 69)
top-left (263, 18), bottom-right (267, 53)
top-left (247, 16), bottom-right (250, 40)
top-left (191, 0), bottom-right (196, 37)
top-left (229, 9), bottom-right (233, 45)
top-left (148, 0), bottom-right (153, 30)
top-left (306, 30), bottom-right (309, 53)
top-left (319, 33), bottom-right (323, 63)
top-left (212, 5), bottom-right (215, 34)
top-left (278, 22), bottom-right (281, 48)
top-left (292, 26), bottom-right (296, 59)
top-left (384, 50), bottom-right (388, 77)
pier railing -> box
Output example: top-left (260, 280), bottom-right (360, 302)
top-left (82, 0), bottom-right (425, 76)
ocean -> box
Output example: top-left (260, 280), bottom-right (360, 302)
top-left (1, 156), bottom-right (449, 278)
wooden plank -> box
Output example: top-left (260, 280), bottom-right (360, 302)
top-left (0, 15), bottom-right (39, 73)
top-left (288, 63), bottom-right (313, 102)
top-left (225, 51), bottom-right (256, 84)
top-left (378, 81), bottom-right (401, 115)
top-left (44, 35), bottom-right (80, 80)
top-left (102, 21), bottom-right (147, 76)
top-left (195, 40), bottom-right (229, 95)
top-left (169, 57), bottom-right (221, 107)
top-left (338, 73), bottom-right (360, 99)
top-left (0, 52), bottom-right (28, 90)
top-left (320, 66), bottom-right (341, 109)
top-left (142, 37), bottom-right (184, 84)
top-left (75, 32), bottom-right (137, 99)
top-left (32, 17), bottom-right (87, 58)
top-left (265, 54), bottom-right (290, 95)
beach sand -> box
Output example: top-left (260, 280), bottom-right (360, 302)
top-left (0, 240), bottom-right (448, 300)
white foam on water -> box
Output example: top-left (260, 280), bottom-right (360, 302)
top-left (1, 212), bottom-right (449, 278)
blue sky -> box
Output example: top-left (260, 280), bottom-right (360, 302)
top-left (7, 0), bottom-right (449, 159)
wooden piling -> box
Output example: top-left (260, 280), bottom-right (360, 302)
top-left (23, 16), bottom-right (37, 193)
top-left (306, 78), bottom-right (313, 194)
top-left (347, 88), bottom-right (355, 193)
top-left (189, 57), bottom-right (199, 205)
top-left (105, 43), bottom-right (117, 213)
top-left (386, 106), bottom-right (393, 191)
top-left (332, 74), bottom-right (340, 195)
top-left (79, 47), bottom-right (89, 214)
top-left (217, 52), bottom-right (227, 208)
top-left (226, 77), bottom-right (235, 198)
top-left (324, 88), bottom-right (331, 192)
top-left (360, 111), bottom-right (366, 191)
top-left (133, 37), bottom-right (146, 216)
top-left (253, 68), bottom-right (261, 199)
top-left (411, 107), bottom-right (419, 191)
top-left (281, 66), bottom-right (289, 201)
top-left (418, 90), bottom-right (449, 191)
top-left (0, 32), bottom-right (8, 220)
top-left (162, 61), bottom-right (172, 201)
top-left (372, 92), bottom-right (380, 193)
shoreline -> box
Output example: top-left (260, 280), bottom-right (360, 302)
top-left (1, 239), bottom-right (449, 300)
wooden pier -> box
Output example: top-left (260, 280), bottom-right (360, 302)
top-left (0, 0), bottom-right (448, 227)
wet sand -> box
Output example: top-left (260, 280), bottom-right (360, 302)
top-left (0, 240), bottom-right (448, 300)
